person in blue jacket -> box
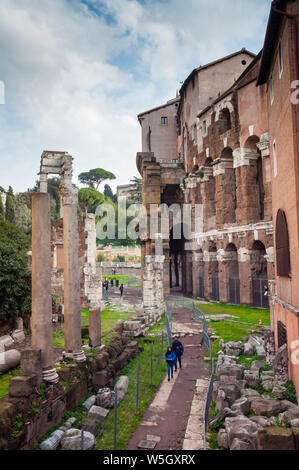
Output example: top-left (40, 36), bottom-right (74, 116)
top-left (172, 336), bottom-right (184, 371)
top-left (165, 346), bottom-right (176, 381)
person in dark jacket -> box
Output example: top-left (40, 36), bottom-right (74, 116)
top-left (119, 284), bottom-right (124, 297)
top-left (172, 336), bottom-right (184, 371)
top-left (165, 346), bottom-right (176, 381)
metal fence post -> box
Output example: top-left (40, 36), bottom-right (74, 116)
top-left (150, 342), bottom-right (153, 386)
top-left (114, 385), bottom-right (118, 450)
top-left (136, 361), bottom-right (139, 414)
top-left (161, 330), bottom-right (164, 367)
top-left (81, 426), bottom-right (84, 450)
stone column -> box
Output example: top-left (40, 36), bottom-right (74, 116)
top-left (89, 306), bottom-right (101, 348)
top-left (233, 148), bottom-right (260, 224)
top-left (61, 184), bottom-right (86, 362)
top-left (218, 254), bottom-right (230, 304)
top-left (213, 158), bottom-right (236, 227)
top-left (31, 192), bottom-right (59, 383)
top-left (238, 248), bottom-right (252, 305)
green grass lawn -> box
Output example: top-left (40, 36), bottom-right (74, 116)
top-left (96, 327), bottom-right (167, 450)
top-left (53, 306), bottom-right (137, 348)
top-left (0, 367), bottom-right (20, 399)
top-left (195, 302), bottom-right (270, 358)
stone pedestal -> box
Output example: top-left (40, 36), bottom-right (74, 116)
top-left (31, 193), bottom-right (58, 383)
top-left (89, 307), bottom-right (101, 348)
top-left (61, 185), bottom-right (86, 363)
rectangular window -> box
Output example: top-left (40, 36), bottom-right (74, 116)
top-left (270, 74), bottom-right (274, 105)
top-left (273, 140), bottom-right (277, 177)
top-left (161, 116), bottom-right (168, 126)
top-left (278, 42), bottom-right (283, 78)
top-left (203, 120), bottom-right (207, 135)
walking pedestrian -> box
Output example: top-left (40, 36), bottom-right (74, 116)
top-left (119, 283), bottom-right (124, 297)
top-left (165, 346), bottom-right (176, 381)
top-left (172, 336), bottom-right (184, 371)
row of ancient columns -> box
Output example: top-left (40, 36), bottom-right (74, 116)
top-left (186, 141), bottom-right (271, 232)
top-left (31, 177), bottom-right (86, 383)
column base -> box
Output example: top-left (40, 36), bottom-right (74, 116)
top-left (43, 368), bottom-right (59, 384)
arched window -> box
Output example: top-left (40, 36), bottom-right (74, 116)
top-left (218, 108), bottom-right (231, 134)
top-left (276, 209), bottom-right (291, 277)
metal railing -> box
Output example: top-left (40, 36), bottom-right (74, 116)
top-left (192, 302), bottom-right (214, 450)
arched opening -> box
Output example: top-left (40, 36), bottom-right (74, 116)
top-left (244, 136), bottom-right (265, 221)
top-left (218, 108), bottom-right (232, 134)
top-left (209, 241), bottom-right (219, 301)
top-left (226, 243), bottom-right (240, 304)
top-left (219, 147), bottom-right (236, 223)
top-left (275, 209), bottom-right (291, 277)
top-left (251, 241), bottom-right (269, 308)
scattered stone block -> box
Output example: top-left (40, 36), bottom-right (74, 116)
top-left (244, 343), bottom-right (254, 356)
top-left (225, 416), bottom-right (258, 450)
top-left (96, 388), bottom-right (115, 409)
top-left (280, 400), bottom-right (298, 412)
top-left (9, 374), bottom-right (37, 397)
top-left (244, 370), bottom-right (260, 388)
top-left (0, 349), bottom-right (21, 373)
top-left (279, 406), bottom-right (299, 424)
top-left (251, 398), bottom-right (282, 416)
top-left (231, 397), bottom-right (250, 415)
top-left (61, 428), bottom-right (95, 450)
top-left (256, 346), bottom-right (266, 360)
top-left (20, 348), bottom-right (42, 387)
top-left (11, 329), bottom-right (25, 342)
top-left (251, 360), bottom-right (265, 372)
top-left (88, 405), bottom-right (109, 420)
top-left (230, 438), bottom-right (254, 450)
top-left (40, 430), bottom-right (64, 450)
top-left (0, 335), bottom-right (14, 349)
top-left (250, 416), bottom-right (275, 428)
top-left (272, 384), bottom-right (286, 399)
top-left (115, 376), bottom-right (129, 402)
top-left (83, 395), bottom-right (96, 410)
top-left (217, 429), bottom-right (228, 449)
top-left (257, 427), bottom-right (295, 450)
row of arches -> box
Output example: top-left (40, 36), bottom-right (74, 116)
top-left (170, 239), bottom-right (270, 308)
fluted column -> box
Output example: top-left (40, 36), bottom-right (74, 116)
top-left (61, 184), bottom-right (86, 362)
top-left (31, 192), bottom-right (59, 383)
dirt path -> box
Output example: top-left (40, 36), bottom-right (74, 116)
top-left (126, 303), bottom-right (210, 451)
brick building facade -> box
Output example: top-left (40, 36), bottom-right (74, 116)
top-left (257, 0), bottom-right (299, 397)
top-left (138, 49), bottom-right (274, 308)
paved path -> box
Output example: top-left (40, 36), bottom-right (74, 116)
top-left (126, 304), bottom-right (210, 451)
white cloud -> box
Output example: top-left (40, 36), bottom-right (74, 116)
top-left (0, 0), bottom-right (271, 193)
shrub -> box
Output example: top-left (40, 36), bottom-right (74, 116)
top-left (0, 221), bottom-right (31, 320)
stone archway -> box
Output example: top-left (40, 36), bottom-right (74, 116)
top-left (226, 243), bottom-right (240, 305)
top-left (250, 240), bottom-right (269, 308)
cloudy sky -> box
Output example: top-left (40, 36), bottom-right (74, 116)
top-left (0, 0), bottom-right (272, 193)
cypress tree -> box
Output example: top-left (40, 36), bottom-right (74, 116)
top-left (0, 195), bottom-right (4, 222)
top-left (5, 186), bottom-right (15, 223)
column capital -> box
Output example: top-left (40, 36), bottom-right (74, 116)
top-left (60, 184), bottom-right (78, 206)
top-left (233, 148), bottom-right (259, 168)
top-left (196, 166), bottom-right (213, 182)
top-left (212, 157), bottom-right (234, 177)
top-left (256, 132), bottom-right (270, 158)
